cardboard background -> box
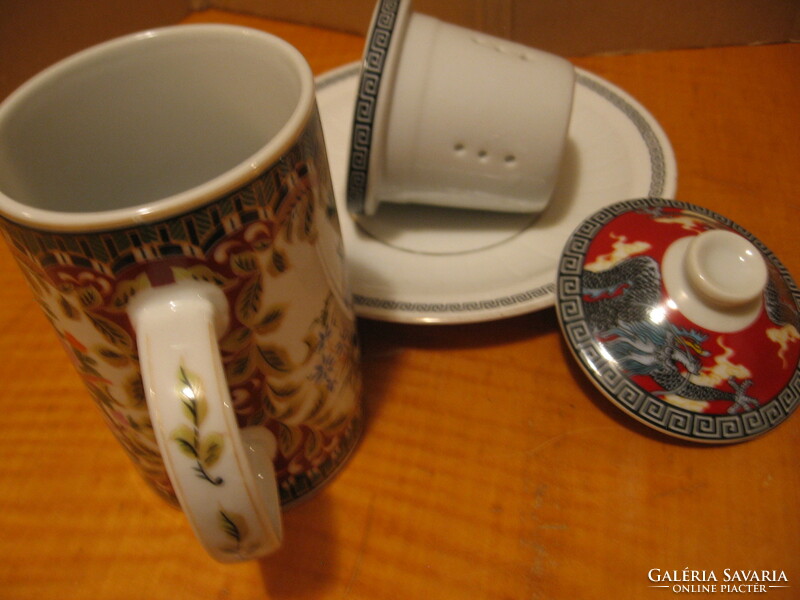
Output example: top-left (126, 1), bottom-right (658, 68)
top-left (211, 0), bottom-right (800, 55)
top-left (2, 0), bottom-right (799, 100)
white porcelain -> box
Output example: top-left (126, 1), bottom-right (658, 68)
top-left (686, 229), bottom-right (768, 306)
top-left (129, 283), bottom-right (283, 561)
top-left (662, 230), bottom-right (768, 332)
top-left (347, 0), bottom-right (575, 215)
top-left (317, 63), bottom-right (677, 323)
top-left (0, 25), bottom-right (362, 562)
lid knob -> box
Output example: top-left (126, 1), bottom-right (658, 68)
top-left (685, 229), bottom-right (768, 308)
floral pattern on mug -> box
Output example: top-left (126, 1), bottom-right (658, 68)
top-left (0, 109), bottom-right (362, 504)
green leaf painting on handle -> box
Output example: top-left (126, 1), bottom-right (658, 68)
top-left (171, 364), bottom-right (225, 486)
top-left (220, 509), bottom-right (249, 544)
top-left (218, 508), bottom-right (258, 556)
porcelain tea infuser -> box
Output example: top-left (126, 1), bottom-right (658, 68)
top-left (347, 0), bottom-right (576, 216)
top-left (556, 197), bottom-right (799, 443)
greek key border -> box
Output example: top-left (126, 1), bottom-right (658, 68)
top-left (575, 72), bottom-right (667, 197)
top-left (353, 282), bottom-right (556, 317)
top-left (556, 197), bottom-right (800, 442)
top-left (346, 0), bottom-right (403, 214)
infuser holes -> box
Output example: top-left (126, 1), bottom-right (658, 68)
top-left (453, 143), bottom-right (517, 166)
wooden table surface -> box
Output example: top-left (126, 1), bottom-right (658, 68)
top-left (0, 10), bottom-right (798, 600)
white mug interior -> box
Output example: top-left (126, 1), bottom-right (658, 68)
top-left (0, 25), bottom-right (312, 228)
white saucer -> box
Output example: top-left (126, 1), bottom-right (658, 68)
top-left (316, 62), bottom-right (677, 324)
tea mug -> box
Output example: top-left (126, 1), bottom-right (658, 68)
top-left (0, 25), bottom-right (362, 562)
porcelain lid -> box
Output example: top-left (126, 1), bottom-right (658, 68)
top-left (556, 197), bottom-right (800, 443)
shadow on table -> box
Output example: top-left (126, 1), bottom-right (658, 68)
top-left (357, 306), bottom-right (558, 351)
top-left (258, 309), bottom-right (561, 596)
top-left (258, 493), bottom-right (340, 597)
top-left (256, 317), bottom-right (408, 597)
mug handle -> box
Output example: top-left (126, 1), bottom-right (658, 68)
top-left (129, 282), bottom-right (283, 562)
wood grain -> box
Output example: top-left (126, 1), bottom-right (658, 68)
top-left (0, 10), bottom-right (797, 600)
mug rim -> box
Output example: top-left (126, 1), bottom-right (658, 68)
top-left (0, 24), bottom-right (315, 233)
